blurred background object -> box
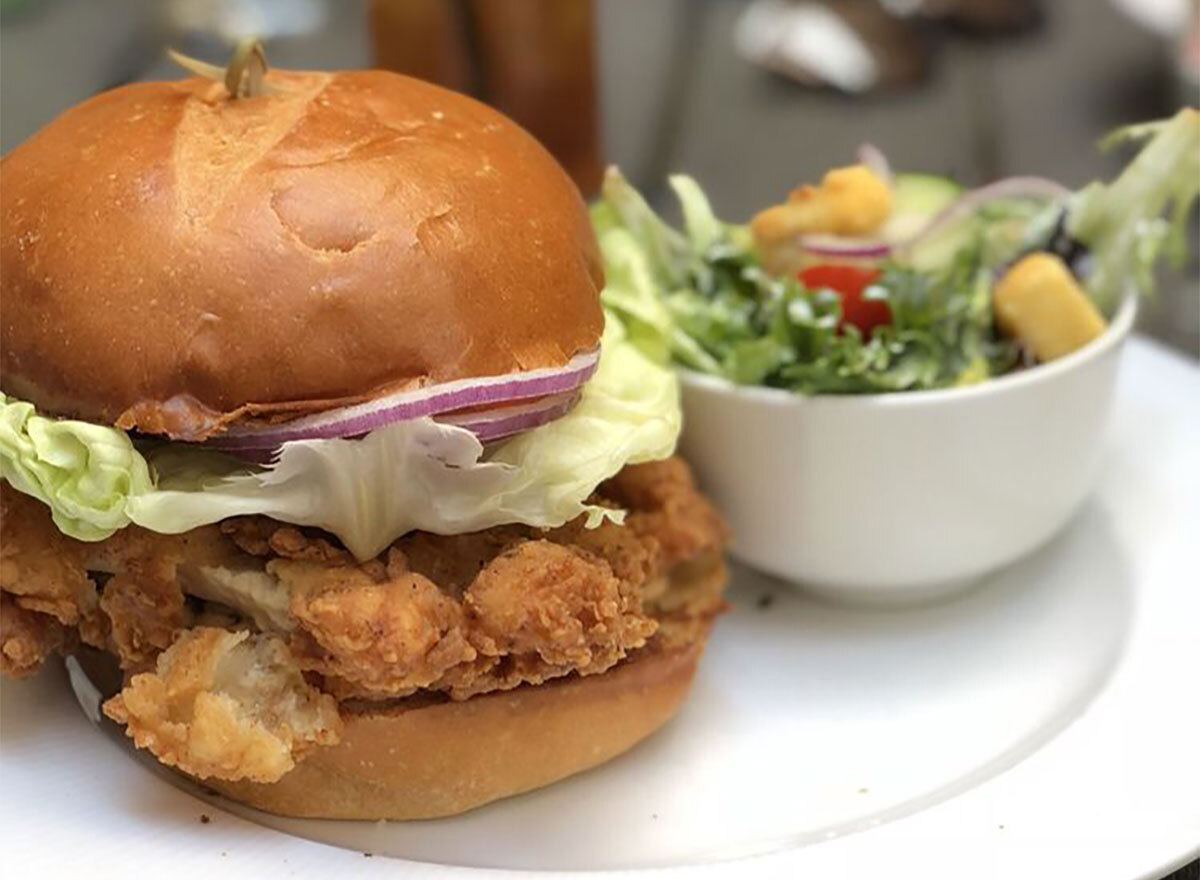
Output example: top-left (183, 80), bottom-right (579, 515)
top-left (162, 0), bottom-right (329, 41)
top-left (733, 0), bottom-right (931, 94)
top-left (370, 0), bottom-right (602, 193)
top-left (912, 0), bottom-right (1043, 34)
top-left (1110, 0), bottom-right (1197, 106)
top-left (1, 0), bottom-right (1195, 356)
top-left (1109, 0), bottom-right (1188, 36)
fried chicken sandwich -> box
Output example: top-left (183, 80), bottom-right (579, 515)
top-left (0, 46), bottom-right (727, 819)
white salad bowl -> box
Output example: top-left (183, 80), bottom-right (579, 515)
top-left (677, 296), bottom-right (1137, 603)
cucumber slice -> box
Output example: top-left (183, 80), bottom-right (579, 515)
top-left (892, 173), bottom-right (963, 216)
top-left (904, 222), bottom-right (980, 272)
top-left (883, 173), bottom-right (963, 239)
top-left (885, 173), bottom-right (972, 270)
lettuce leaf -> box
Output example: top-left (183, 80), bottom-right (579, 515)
top-left (598, 167), bottom-right (692, 289)
top-left (1068, 107), bottom-right (1200, 312)
top-left (0, 394), bottom-right (152, 540)
top-left (670, 173), bottom-right (722, 254)
top-left (596, 225), bottom-right (677, 365)
top-left (1, 316), bottom-right (681, 559)
top-left (596, 169), bottom-right (727, 374)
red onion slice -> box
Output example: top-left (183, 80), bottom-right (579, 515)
top-left (217, 390), bottom-right (584, 463)
top-left (794, 175), bottom-right (1071, 264)
top-left (440, 389), bottom-right (583, 444)
top-left (856, 142), bottom-right (893, 184)
top-left (210, 347), bottom-right (600, 450)
top-left (795, 234), bottom-right (893, 259)
top-left (891, 176), bottom-right (1070, 257)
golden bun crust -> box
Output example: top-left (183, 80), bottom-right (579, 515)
top-left (206, 635), bottom-right (707, 820)
top-left (0, 70), bottom-right (604, 439)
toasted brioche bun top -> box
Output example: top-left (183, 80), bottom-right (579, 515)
top-left (0, 70), bottom-right (604, 440)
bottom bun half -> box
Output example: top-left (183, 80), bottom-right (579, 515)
top-left (205, 631), bottom-right (709, 820)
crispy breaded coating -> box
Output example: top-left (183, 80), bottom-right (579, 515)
top-left (0, 457), bottom-right (727, 701)
top-left (605, 458), bottom-right (730, 567)
top-left (1, 489), bottom-right (96, 626)
top-left (223, 519), bottom-right (355, 567)
top-left (99, 566), bottom-right (189, 671)
top-left (104, 627), bottom-right (342, 783)
top-left (278, 536), bottom-right (661, 702)
top-left (466, 540), bottom-right (655, 670)
top-left (282, 550), bottom-right (477, 699)
top-left (87, 527), bottom-right (261, 668)
top-left (281, 539), bottom-right (658, 702)
top-left (0, 592), bottom-right (71, 677)
top-left (0, 484), bottom-right (277, 671)
top-left (649, 549), bottom-right (729, 616)
top-left (218, 517), bottom-right (277, 558)
top-left (543, 515), bottom-right (660, 588)
top-left (394, 526), bottom-right (531, 596)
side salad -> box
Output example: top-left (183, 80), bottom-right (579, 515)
top-left (592, 108), bottom-right (1200, 394)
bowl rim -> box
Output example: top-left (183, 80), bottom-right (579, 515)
top-left (676, 294), bottom-right (1138, 408)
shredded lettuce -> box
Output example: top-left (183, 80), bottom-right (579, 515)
top-left (0, 317), bottom-right (680, 558)
top-left (1067, 107), bottom-right (1200, 311)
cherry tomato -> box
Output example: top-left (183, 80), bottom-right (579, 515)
top-left (799, 264), bottom-right (891, 337)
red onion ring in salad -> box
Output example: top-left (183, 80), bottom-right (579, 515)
top-left (209, 347), bottom-right (600, 450)
top-left (890, 176), bottom-right (1071, 257)
top-left (793, 235), bottom-right (894, 260)
top-left (795, 175), bottom-right (1072, 262)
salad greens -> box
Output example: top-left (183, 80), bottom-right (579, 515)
top-left (1, 315), bottom-right (680, 558)
top-left (595, 169), bottom-right (1017, 393)
top-left (594, 108), bottom-right (1200, 394)
top-left (1068, 109), bottom-right (1200, 312)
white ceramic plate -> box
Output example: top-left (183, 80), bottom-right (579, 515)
top-left (2, 337), bottom-right (1197, 880)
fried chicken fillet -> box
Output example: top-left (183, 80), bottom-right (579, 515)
top-left (1, 457), bottom-right (726, 786)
